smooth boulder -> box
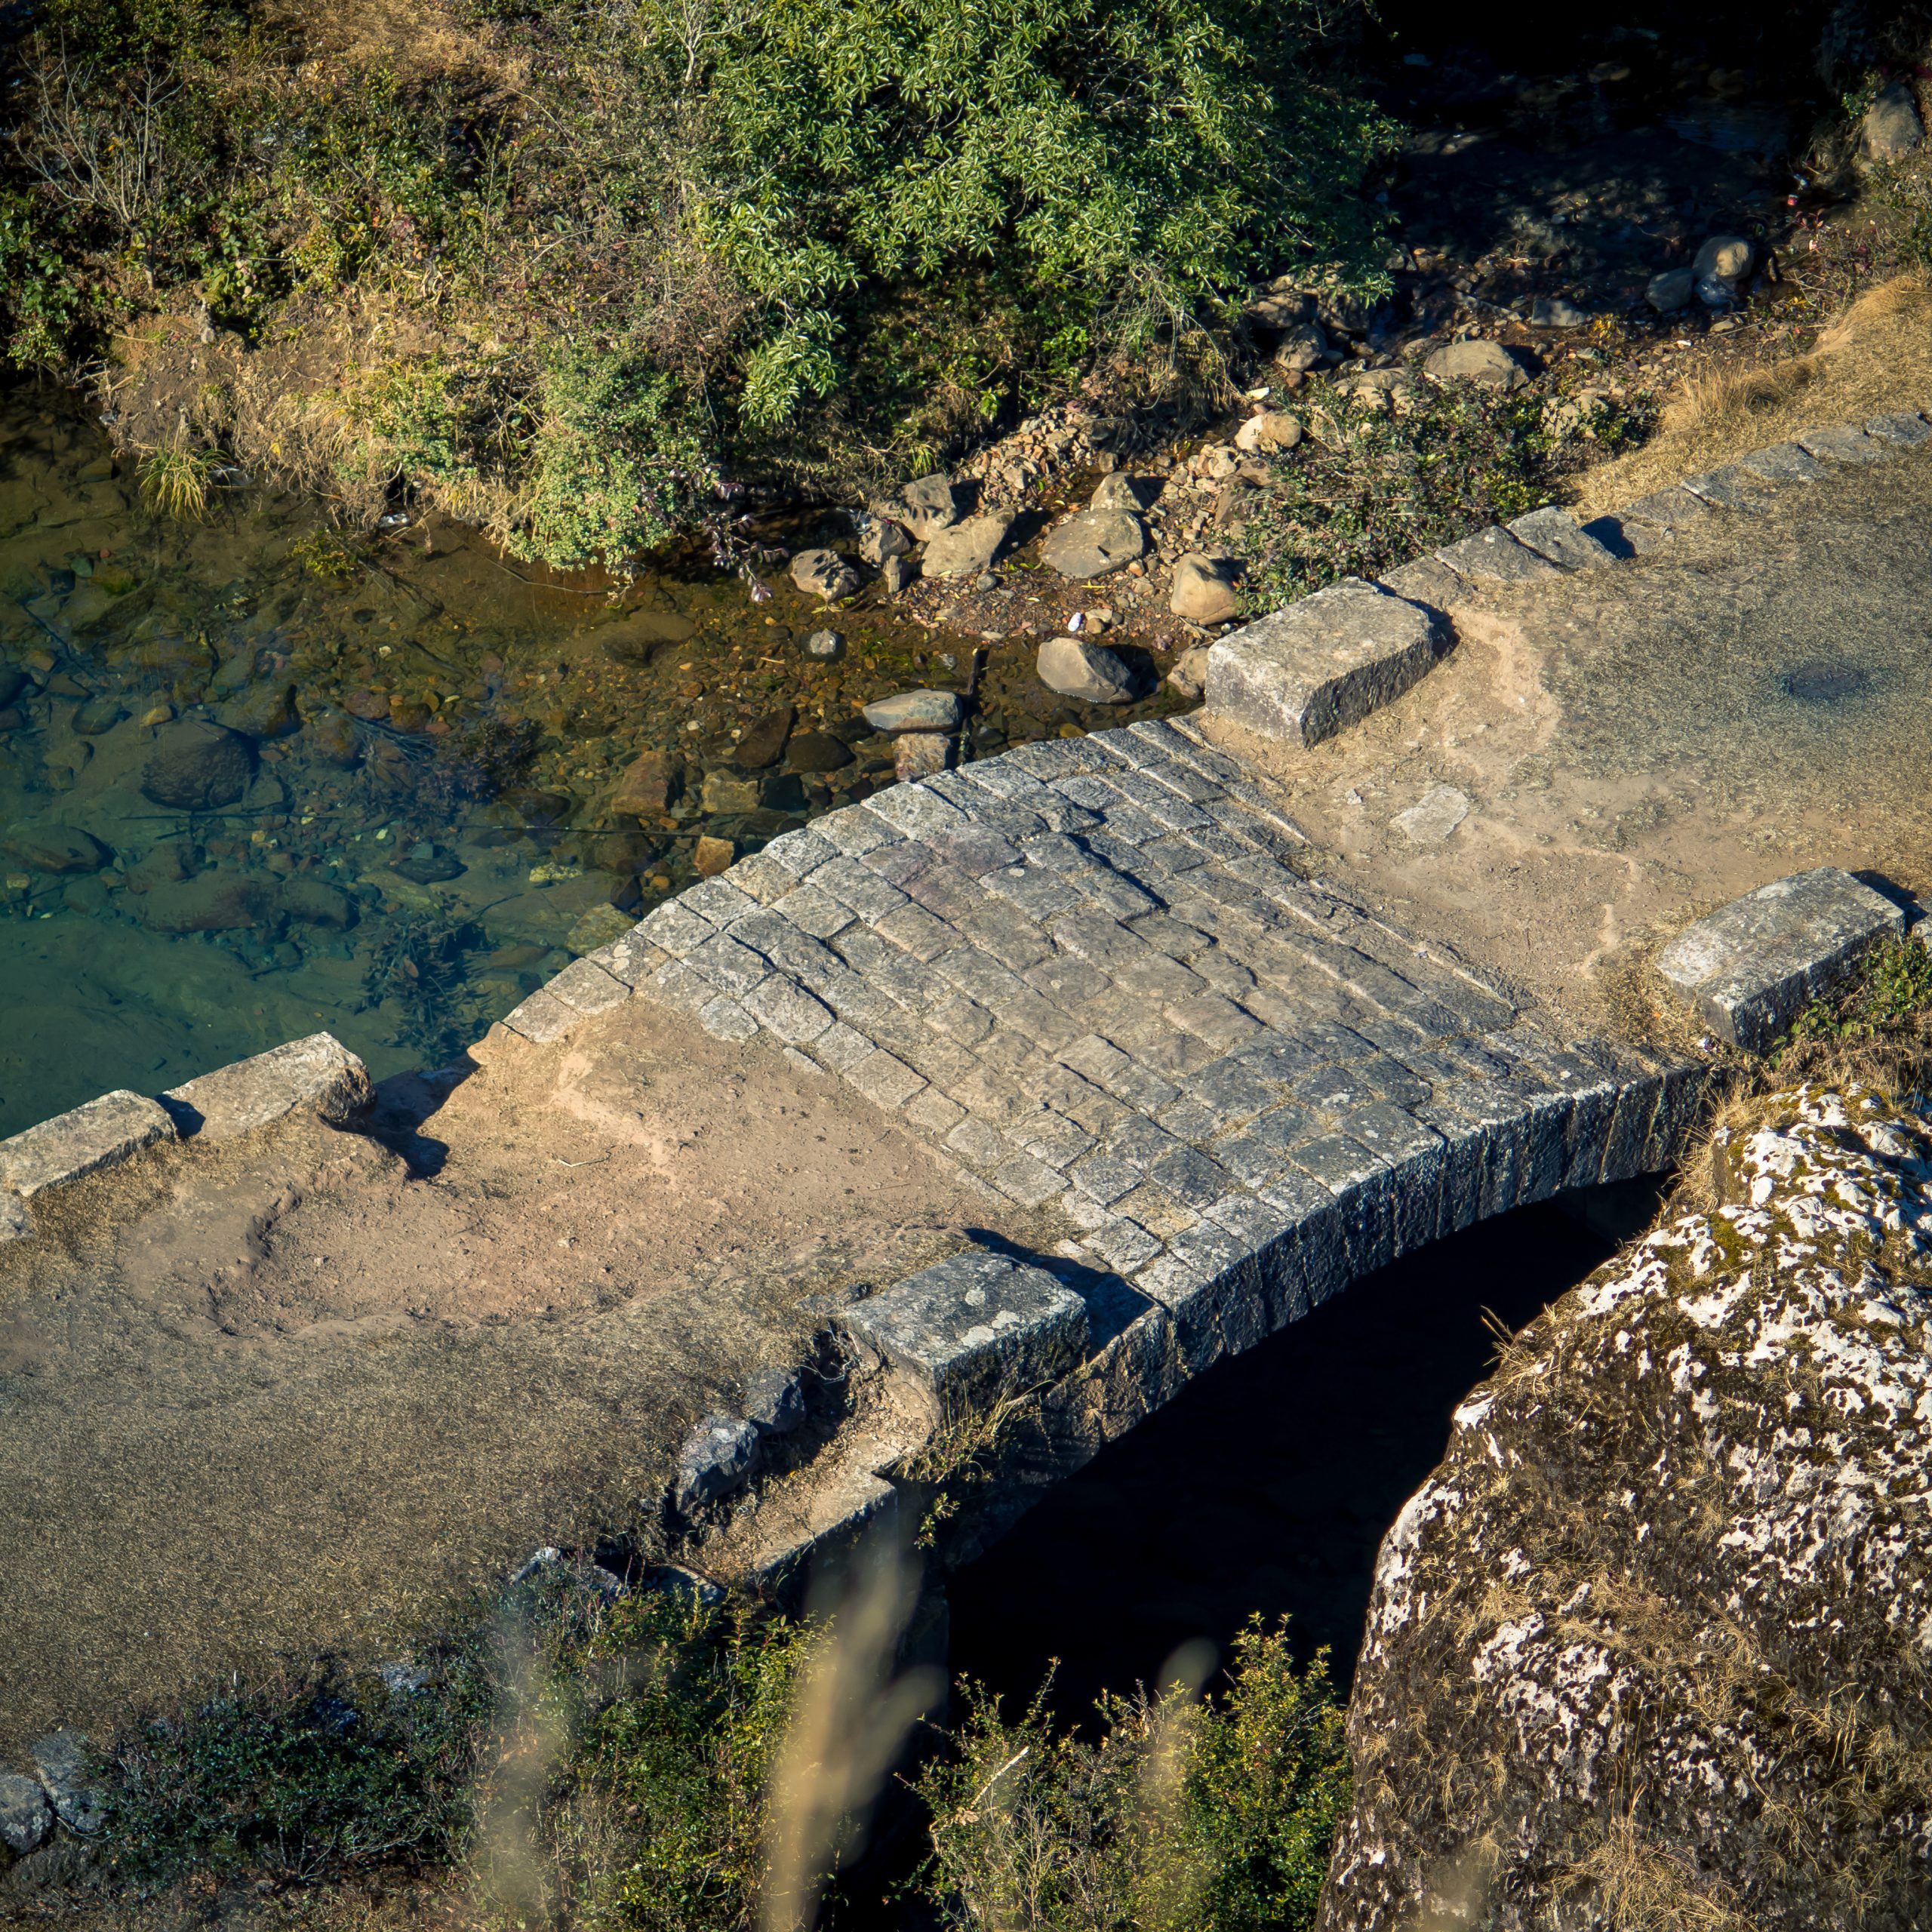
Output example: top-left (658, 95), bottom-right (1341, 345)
top-left (789, 549), bottom-right (860, 602)
top-left (1036, 636), bottom-right (1138, 704)
top-left (2, 822), bottom-right (111, 875)
top-left (923, 511), bottom-right (1014, 580)
top-left (138, 872), bottom-right (274, 932)
top-left (862, 690), bottom-right (961, 734)
top-left (1423, 338), bottom-right (1527, 391)
top-left (1233, 411), bottom-right (1303, 454)
top-left (872, 473), bottom-right (963, 541)
top-left (1168, 553), bottom-right (1240, 624)
top-left (140, 720), bottom-right (254, 813)
top-left (1864, 81), bottom-right (1924, 162)
top-left (1040, 508), bottom-right (1146, 581)
top-left (1646, 266), bottom-right (1696, 312)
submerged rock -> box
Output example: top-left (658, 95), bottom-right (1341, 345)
top-left (1321, 1086), bottom-right (1932, 1932)
top-left (789, 549), bottom-right (860, 602)
top-left (139, 872), bottom-right (273, 933)
top-left (2, 823), bottom-right (110, 875)
top-left (140, 720), bottom-right (254, 813)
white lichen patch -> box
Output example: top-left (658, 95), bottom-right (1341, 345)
top-left (1322, 1087), bottom-right (1932, 1932)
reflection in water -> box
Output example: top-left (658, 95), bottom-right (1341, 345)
top-left (0, 389), bottom-right (1184, 1136)
top-left (946, 1197), bottom-right (1656, 1721)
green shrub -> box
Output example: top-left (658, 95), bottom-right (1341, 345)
top-left (917, 1618), bottom-right (1350, 1932)
top-left (2, 0), bottom-right (1392, 569)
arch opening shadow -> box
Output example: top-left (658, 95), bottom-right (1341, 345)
top-left (946, 1178), bottom-right (1666, 1726)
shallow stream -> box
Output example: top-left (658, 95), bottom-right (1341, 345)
top-left (0, 386), bottom-right (1183, 1138)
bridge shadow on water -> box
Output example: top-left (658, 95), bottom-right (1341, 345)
top-left (946, 1180), bottom-right (1666, 1725)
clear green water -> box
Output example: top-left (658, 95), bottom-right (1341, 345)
top-left (0, 389), bottom-right (1181, 1138)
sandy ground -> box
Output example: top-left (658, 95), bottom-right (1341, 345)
top-left (1207, 435), bottom-right (1932, 1043)
top-left (0, 998), bottom-right (1027, 1755)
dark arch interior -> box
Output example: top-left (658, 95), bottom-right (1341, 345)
top-left (945, 1181), bottom-right (1664, 1725)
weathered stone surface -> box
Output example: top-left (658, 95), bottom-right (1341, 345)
top-left (1207, 580), bottom-right (1444, 748)
top-left (1617, 485), bottom-right (1712, 534)
top-left (923, 511), bottom-right (1014, 578)
top-left (844, 1250), bottom-right (1088, 1408)
top-left (1089, 472), bottom-right (1153, 512)
top-left (0, 1191), bottom-right (26, 1244)
top-left (1504, 506), bottom-right (1617, 570)
top-left (872, 473), bottom-right (962, 542)
top-left (746, 1365), bottom-right (806, 1435)
top-left (674, 1414), bottom-right (761, 1513)
top-left (1796, 421), bottom-right (1887, 465)
top-left (164, 1034), bottom-right (372, 1141)
top-left (1321, 1088), bottom-right (1932, 1932)
top-left (0, 1772), bottom-right (51, 1854)
top-left (1168, 553), bottom-right (1240, 623)
top-left (1868, 409), bottom-right (1932, 448)
top-left (1734, 440), bottom-right (1827, 486)
top-left (1682, 463), bottom-right (1774, 512)
top-left (894, 733), bottom-right (950, 780)
top-left (1233, 411), bottom-right (1303, 454)
top-left (801, 628), bottom-right (845, 661)
top-left (1036, 637), bottom-right (1138, 704)
top-left (1646, 266), bottom-right (1696, 312)
top-left (1692, 233), bottom-right (1753, 284)
top-left (501, 987), bottom-right (581, 1044)
top-left (789, 549), bottom-right (859, 601)
top-left (0, 1091), bottom-right (174, 1201)
top-left (140, 720), bottom-right (255, 812)
top-left (1657, 866), bottom-right (1905, 1050)
top-left (1435, 524), bottom-right (1564, 585)
top-left (1040, 508), bottom-right (1146, 580)
top-left (30, 1731), bottom-right (101, 1835)
top-left (1375, 555), bottom-right (1467, 610)
top-left (1863, 80), bottom-right (1924, 163)
top-left (1423, 339), bottom-right (1527, 390)
top-left (546, 957), bottom-right (630, 1017)
top-left (857, 515), bottom-right (911, 566)
top-left (863, 690), bottom-right (962, 734)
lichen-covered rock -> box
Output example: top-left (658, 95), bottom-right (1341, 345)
top-left (1322, 1086), bottom-right (1932, 1932)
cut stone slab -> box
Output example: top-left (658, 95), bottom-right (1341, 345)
top-left (546, 957), bottom-right (631, 1017)
top-left (1867, 411), bottom-right (1932, 448)
top-left (1682, 465), bottom-right (1774, 513)
top-left (1377, 555), bottom-right (1469, 611)
top-left (863, 689), bottom-right (963, 734)
top-left (0, 1089), bottom-right (175, 1201)
top-left (1796, 423), bottom-right (1887, 465)
top-left (1734, 441), bottom-right (1827, 486)
top-left (1656, 866), bottom-right (1907, 1051)
top-left (1617, 487), bottom-right (1712, 534)
top-left (163, 1033), bottom-right (373, 1142)
top-left (1391, 785), bottom-right (1472, 845)
top-left (1435, 525), bottom-right (1564, 586)
top-left (843, 1249), bottom-right (1089, 1410)
top-left (501, 987), bottom-right (581, 1044)
top-left (1208, 580), bottom-right (1444, 749)
top-left (1506, 506), bottom-right (1617, 570)
top-left (923, 511), bottom-right (1014, 579)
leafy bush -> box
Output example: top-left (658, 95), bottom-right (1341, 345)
top-left (1, 0), bottom-right (1392, 568)
top-left (918, 1618), bottom-right (1350, 1932)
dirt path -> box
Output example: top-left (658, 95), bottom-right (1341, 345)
top-left (0, 999), bottom-right (1023, 1755)
top-left (1208, 432), bottom-right (1932, 1041)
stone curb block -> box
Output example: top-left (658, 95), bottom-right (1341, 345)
top-left (163, 1032), bottom-right (372, 1142)
top-left (842, 1249), bottom-right (1089, 1410)
top-left (1204, 580), bottom-right (1444, 749)
top-left (1657, 866), bottom-right (1906, 1051)
top-left (0, 1090), bottom-right (175, 1203)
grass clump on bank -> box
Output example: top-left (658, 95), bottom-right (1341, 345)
top-left (49, 1564), bottom-right (1348, 1932)
top-left (1238, 377), bottom-right (1652, 608)
top-left (0, 0), bottom-right (1393, 571)
top-left (918, 1619), bottom-right (1349, 1932)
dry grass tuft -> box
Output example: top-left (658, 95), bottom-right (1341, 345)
top-left (1574, 273), bottom-right (1932, 515)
